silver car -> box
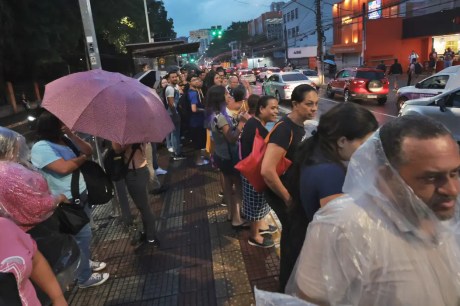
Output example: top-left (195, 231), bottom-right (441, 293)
top-left (294, 69), bottom-right (321, 85)
top-left (263, 72), bottom-right (317, 101)
top-left (399, 86), bottom-right (460, 142)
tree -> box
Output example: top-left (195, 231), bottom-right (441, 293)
top-left (147, 0), bottom-right (176, 41)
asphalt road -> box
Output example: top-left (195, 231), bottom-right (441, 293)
top-left (252, 82), bottom-right (398, 126)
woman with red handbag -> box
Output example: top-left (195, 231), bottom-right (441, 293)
top-left (260, 84), bottom-right (318, 291)
top-left (239, 95), bottom-right (279, 248)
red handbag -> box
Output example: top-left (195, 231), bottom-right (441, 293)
top-left (235, 122), bottom-right (292, 193)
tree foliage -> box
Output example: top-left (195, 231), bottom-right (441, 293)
top-left (148, 0), bottom-right (177, 42)
top-left (0, 0), bottom-right (176, 82)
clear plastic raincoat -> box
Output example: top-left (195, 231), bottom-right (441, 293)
top-left (286, 132), bottom-right (460, 305)
top-left (0, 127), bottom-right (57, 230)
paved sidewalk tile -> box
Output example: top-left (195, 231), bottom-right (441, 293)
top-left (67, 147), bottom-right (280, 305)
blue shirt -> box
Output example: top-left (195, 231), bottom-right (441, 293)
top-left (31, 140), bottom-right (86, 199)
top-left (188, 89), bottom-right (205, 127)
top-left (299, 162), bottom-right (345, 221)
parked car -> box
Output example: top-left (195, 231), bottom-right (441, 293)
top-left (326, 67), bottom-right (389, 105)
top-left (294, 69), bottom-right (321, 85)
top-left (252, 67), bottom-right (262, 78)
top-left (399, 86), bottom-right (460, 142)
top-left (262, 72), bottom-right (317, 101)
top-left (396, 65), bottom-right (460, 111)
top-left (238, 69), bottom-right (256, 84)
top-left (258, 67), bottom-right (281, 81)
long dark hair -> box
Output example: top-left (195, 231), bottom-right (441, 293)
top-left (36, 110), bottom-right (63, 143)
top-left (295, 103), bottom-right (378, 169)
top-left (203, 70), bottom-right (219, 94)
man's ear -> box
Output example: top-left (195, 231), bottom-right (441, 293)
top-left (337, 136), bottom-right (347, 149)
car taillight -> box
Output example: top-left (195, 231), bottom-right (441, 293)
top-left (283, 85), bottom-right (290, 89)
top-left (352, 80), bottom-right (365, 85)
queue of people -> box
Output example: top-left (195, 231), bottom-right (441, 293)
top-left (0, 64), bottom-right (459, 305)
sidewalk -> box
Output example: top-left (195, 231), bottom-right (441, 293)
top-left (67, 145), bottom-right (280, 306)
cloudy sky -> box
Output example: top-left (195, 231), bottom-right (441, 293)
top-left (163, 0), bottom-right (273, 37)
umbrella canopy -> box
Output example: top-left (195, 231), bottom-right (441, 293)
top-left (324, 59), bottom-right (336, 65)
top-left (41, 69), bottom-right (174, 145)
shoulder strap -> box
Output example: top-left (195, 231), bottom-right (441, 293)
top-left (71, 169), bottom-right (81, 204)
top-left (62, 136), bottom-right (80, 156)
top-left (265, 121), bottom-right (293, 155)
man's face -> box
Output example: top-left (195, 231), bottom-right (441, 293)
top-left (229, 77), bottom-right (239, 89)
top-left (190, 77), bottom-right (202, 89)
top-left (168, 73), bottom-right (178, 85)
top-left (397, 136), bottom-right (460, 220)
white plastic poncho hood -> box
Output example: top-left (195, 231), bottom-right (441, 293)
top-left (0, 126), bottom-right (31, 168)
top-left (286, 131), bottom-right (460, 306)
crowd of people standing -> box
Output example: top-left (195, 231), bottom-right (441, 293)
top-left (0, 63), bottom-right (459, 305)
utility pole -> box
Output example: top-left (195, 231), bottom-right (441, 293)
top-left (315, 0), bottom-right (324, 84)
top-left (143, 0), bottom-right (153, 42)
top-left (78, 0), bottom-right (101, 69)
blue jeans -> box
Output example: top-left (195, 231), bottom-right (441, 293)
top-left (166, 134), bottom-right (173, 150)
top-left (151, 143), bottom-right (159, 170)
top-left (74, 204), bottom-right (92, 283)
top-left (170, 114), bottom-right (181, 155)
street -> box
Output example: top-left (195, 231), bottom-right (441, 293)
top-left (251, 82), bottom-right (398, 125)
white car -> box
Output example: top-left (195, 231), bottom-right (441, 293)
top-left (294, 69), bottom-right (321, 85)
top-left (263, 72), bottom-right (317, 101)
top-left (238, 69), bottom-right (256, 84)
top-left (399, 86), bottom-right (460, 142)
top-left (396, 65), bottom-right (460, 111)
top-left (258, 67), bottom-right (281, 81)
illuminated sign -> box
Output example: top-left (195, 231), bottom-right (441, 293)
top-left (368, 0), bottom-right (382, 20)
top-left (342, 16), bottom-right (352, 25)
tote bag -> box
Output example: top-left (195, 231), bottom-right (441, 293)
top-left (235, 122), bottom-right (292, 193)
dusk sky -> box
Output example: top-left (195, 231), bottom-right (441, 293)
top-left (163, 0), bottom-right (274, 37)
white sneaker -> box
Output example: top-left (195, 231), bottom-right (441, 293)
top-left (195, 159), bottom-right (209, 166)
top-left (89, 260), bottom-right (107, 272)
top-left (168, 147), bottom-right (174, 153)
top-left (78, 272), bottom-right (110, 288)
top-left (155, 167), bottom-right (167, 175)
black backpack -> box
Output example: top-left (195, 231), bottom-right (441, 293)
top-left (177, 88), bottom-right (192, 122)
top-left (414, 62), bottom-right (423, 75)
top-left (62, 137), bottom-right (114, 205)
top-left (103, 144), bottom-right (140, 182)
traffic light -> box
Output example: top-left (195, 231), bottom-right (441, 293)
top-left (210, 25), bottom-right (223, 38)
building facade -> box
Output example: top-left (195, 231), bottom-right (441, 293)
top-left (248, 12), bottom-right (283, 36)
top-left (266, 18), bottom-right (283, 40)
top-left (282, 0), bottom-right (341, 68)
top-left (271, 1), bottom-right (286, 12)
top-left (331, 0), bottom-right (460, 70)
top-left (189, 29), bottom-right (211, 55)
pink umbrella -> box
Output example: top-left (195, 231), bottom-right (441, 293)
top-left (41, 69), bottom-right (174, 145)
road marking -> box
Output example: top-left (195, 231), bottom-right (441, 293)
top-left (320, 97), bottom-right (397, 118)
